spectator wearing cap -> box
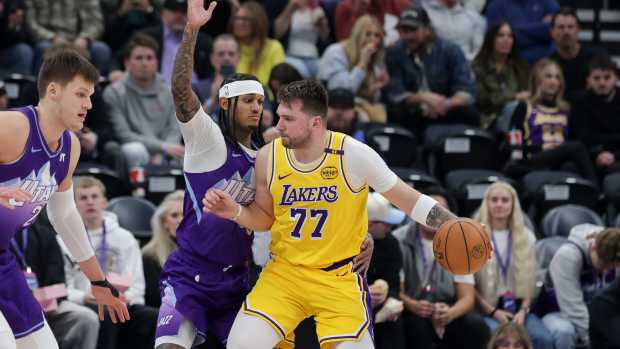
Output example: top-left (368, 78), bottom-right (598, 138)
top-left (139, 0), bottom-right (212, 83)
top-left (326, 88), bottom-right (366, 142)
top-left (385, 6), bottom-right (479, 139)
top-left (423, 0), bottom-right (486, 61)
top-left (485, 0), bottom-right (559, 64)
top-left (393, 186), bottom-right (490, 349)
top-left (318, 14), bottom-right (390, 123)
top-left (27, 0), bottom-right (112, 75)
top-left (0, 0), bottom-right (33, 77)
top-left (540, 224), bottom-right (620, 349)
top-left (571, 55), bottom-right (620, 177)
top-left (366, 192), bottom-right (406, 349)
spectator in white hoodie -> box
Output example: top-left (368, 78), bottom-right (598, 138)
top-left (423, 0), bottom-right (486, 61)
top-left (542, 224), bottom-right (620, 349)
top-left (59, 176), bottom-right (158, 349)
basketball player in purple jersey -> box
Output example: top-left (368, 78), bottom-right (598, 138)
top-left (154, 2), bottom-right (372, 348)
top-left (0, 49), bottom-right (130, 348)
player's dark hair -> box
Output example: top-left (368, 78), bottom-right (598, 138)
top-left (218, 73), bottom-right (265, 151)
top-left (277, 79), bottom-right (328, 119)
top-left (37, 47), bottom-right (99, 98)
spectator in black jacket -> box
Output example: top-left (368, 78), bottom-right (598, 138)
top-left (572, 55), bottom-right (620, 176)
top-left (10, 212), bottom-right (100, 349)
top-left (0, 0), bottom-right (33, 77)
top-left (589, 278), bottom-right (620, 349)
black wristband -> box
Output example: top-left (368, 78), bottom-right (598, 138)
top-left (91, 279), bottom-right (120, 298)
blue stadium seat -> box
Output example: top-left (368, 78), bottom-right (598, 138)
top-left (424, 124), bottom-right (499, 181)
top-left (603, 173), bottom-right (620, 225)
top-left (522, 171), bottom-right (600, 225)
top-left (541, 204), bottom-right (604, 238)
top-left (392, 167), bottom-right (440, 191)
top-left (365, 124), bottom-right (417, 167)
top-left (74, 163), bottom-right (130, 199)
top-left (445, 169), bottom-right (519, 217)
top-left (107, 196), bottom-right (156, 245)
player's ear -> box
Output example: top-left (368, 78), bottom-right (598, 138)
top-left (220, 97), bottom-right (229, 110)
top-left (47, 82), bottom-right (59, 100)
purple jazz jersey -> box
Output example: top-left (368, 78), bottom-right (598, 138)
top-left (0, 106), bottom-right (71, 338)
top-left (157, 143), bottom-right (255, 344)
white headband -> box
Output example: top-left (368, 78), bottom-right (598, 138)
top-left (218, 80), bottom-right (264, 99)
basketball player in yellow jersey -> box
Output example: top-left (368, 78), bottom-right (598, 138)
top-left (203, 80), bottom-right (459, 349)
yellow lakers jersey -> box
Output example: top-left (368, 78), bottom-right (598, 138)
top-left (268, 131), bottom-right (368, 269)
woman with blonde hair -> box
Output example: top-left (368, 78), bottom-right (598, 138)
top-left (474, 181), bottom-right (553, 349)
top-left (142, 190), bottom-right (183, 307)
top-left (318, 14), bottom-right (389, 122)
top-left (504, 58), bottom-right (597, 184)
top-left (487, 322), bottom-right (534, 349)
top-left (231, 1), bottom-right (285, 86)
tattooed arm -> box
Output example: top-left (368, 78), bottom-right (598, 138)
top-left (382, 180), bottom-right (457, 230)
top-left (172, 0), bottom-right (217, 122)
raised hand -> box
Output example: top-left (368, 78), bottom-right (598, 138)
top-left (0, 187), bottom-right (32, 209)
top-left (187, 0), bottom-right (217, 29)
top-left (202, 189), bottom-right (239, 220)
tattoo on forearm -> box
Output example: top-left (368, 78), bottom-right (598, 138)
top-left (425, 204), bottom-right (457, 230)
top-left (172, 26), bottom-right (201, 122)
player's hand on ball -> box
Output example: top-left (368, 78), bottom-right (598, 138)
top-left (202, 189), bottom-right (238, 219)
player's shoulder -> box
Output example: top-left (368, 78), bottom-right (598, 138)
top-left (0, 110), bottom-right (30, 150)
top-left (0, 109), bottom-right (29, 131)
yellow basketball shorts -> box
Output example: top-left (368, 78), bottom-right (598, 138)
top-left (242, 259), bottom-right (371, 348)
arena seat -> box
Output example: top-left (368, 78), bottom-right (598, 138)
top-left (424, 124), bottom-right (499, 181)
top-left (603, 173), bottom-right (620, 225)
top-left (392, 167), bottom-right (440, 191)
top-left (445, 169), bottom-right (519, 217)
top-left (541, 204), bottom-right (604, 238)
top-left (74, 163), bottom-right (130, 199)
top-left (107, 196), bottom-right (156, 245)
top-left (365, 123), bottom-right (417, 168)
top-left (521, 171), bottom-right (600, 225)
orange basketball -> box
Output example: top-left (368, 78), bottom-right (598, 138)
top-left (432, 218), bottom-right (491, 275)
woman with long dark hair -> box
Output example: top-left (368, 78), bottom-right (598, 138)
top-left (472, 21), bottom-right (530, 130)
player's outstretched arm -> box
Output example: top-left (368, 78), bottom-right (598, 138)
top-left (172, 0), bottom-right (217, 122)
top-left (382, 179), bottom-right (457, 230)
top-left (203, 145), bottom-right (275, 230)
top-left (47, 133), bottom-right (129, 323)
